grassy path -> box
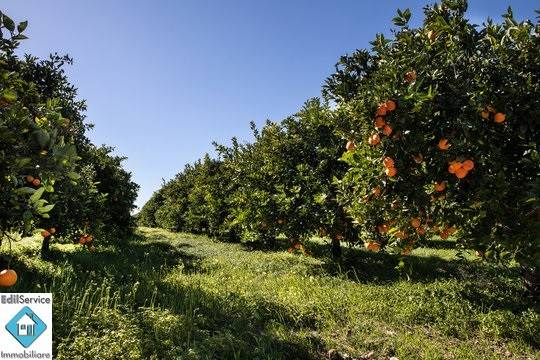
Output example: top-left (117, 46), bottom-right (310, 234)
top-left (1, 228), bottom-right (538, 359)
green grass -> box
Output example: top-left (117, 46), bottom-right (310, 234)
top-left (1, 227), bottom-right (538, 359)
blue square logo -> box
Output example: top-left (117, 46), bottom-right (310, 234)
top-left (5, 306), bottom-right (47, 348)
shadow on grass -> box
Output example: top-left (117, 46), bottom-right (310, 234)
top-left (241, 236), bottom-right (514, 285)
top-left (240, 236), bottom-right (538, 317)
top-left (2, 236), bottom-right (324, 359)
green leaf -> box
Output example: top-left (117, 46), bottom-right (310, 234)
top-left (3, 14), bottom-right (15, 32)
top-left (67, 171), bottom-right (81, 180)
top-left (2, 89), bottom-right (17, 102)
top-left (37, 204), bottom-right (55, 214)
top-left (29, 187), bottom-right (45, 203)
top-left (15, 157), bottom-right (32, 168)
top-left (14, 187), bottom-right (36, 196)
top-left (17, 20), bottom-right (27, 33)
top-left (12, 34), bottom-right (28, 40)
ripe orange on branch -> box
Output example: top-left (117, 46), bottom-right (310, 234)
top-left (383, 157), bottom-right (394, 168)
top-left (374, 117), bottom-right (386, 128)
top-left (385, 100), bottom-right (396, 111)
top-left (494, 112), bottom-right (506, 123)
top-left (382, 124), bottom-right (393, 136)
top-left (368, 134), bottom-right (380, 146)
top-left (462, 160), bottom-right (474, 171)
top-left (448, 161), bottom-right (462, 174)
top-left (480, 110), bottom-right (490, 119)
top-left (434, 182), bottom-right (446, 192)
top-left (385, 167), bottom-right (397, 177)
top-left (376, 104), bottom-right (388, 116)
top-left (455, 168), bottom-right (468, 179)
top-left (438, 138), bottom-right (450, 150)
top-left (411, 218), bottom-right (421, 228)
top-left (0, 269), bottom-right (18, 287)
top-left (364, 241), bottom-right (380, 252)
top-left (79, 234), bottom-right (94, 245)
top-left (346, 140), bottom-right (356, 152)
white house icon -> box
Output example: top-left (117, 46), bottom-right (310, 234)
top-left (16, 314), bottom-right (36, 337)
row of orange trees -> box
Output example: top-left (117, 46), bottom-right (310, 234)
top-left (0, 10), bottom-right (139, 261)
top-left (138, 100), bottom-right (357, 257)
top-left (139, 1), bottom-right (538, 293)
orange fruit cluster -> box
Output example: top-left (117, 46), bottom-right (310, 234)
top-left (438, 226), bottom-right (457, 240)
top-left (448, 159), bottom-right (474, 179)
top-left (409, 217), bottom-right (427, 236)
top-left (481, 106), bottom-right (505, 123)
top-left (40, 227), bottom-right (56, 238)
top-left (364, 241), bottom-right (380, 252)
top-left (383, 156), bottom-right (397, 177)
top-left (79, 234), bottom-right (94, 245)
top-left (369, 100), bottom-right (396, 146)
top-left (26, 175), bottom-right (41, 187)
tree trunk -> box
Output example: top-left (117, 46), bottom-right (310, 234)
top-left (331, 237), bottom-right (342, 259)
top-left (521, 264), bottom-right (539, 298)
top-left (41, 236), bottom-right (50, 258)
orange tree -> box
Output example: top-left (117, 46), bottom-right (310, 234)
top-left (138, 164), bottom-right (198, 232)
top-left (1, 11), bottom-right (139, 257)
top-left (221, 99), bottom-right (358, 255)
top-left (139, 155), bottom-right (240, 241)
top-left (324, 1), bottom-right (539, 292)
top-left (182, 155), bottom-right (239, 240)
top-left (0, 13), bottom-right (79, 247)
top-left (139, 176), bottom-right (187, 231)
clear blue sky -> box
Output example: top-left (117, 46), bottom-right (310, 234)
top-left (2, 1), bottom-right (537, 209)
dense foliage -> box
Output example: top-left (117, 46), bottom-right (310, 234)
top-left (139, 1), bottom-right (539, 293)
top-left (139, 155), bottom-right (238, 240)
top-left (325, 1), bottom-right (539, 287)
top-left (0, 11), bottom-right (138, 255)
top-left (139, 99), bottom-right (357, 255)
